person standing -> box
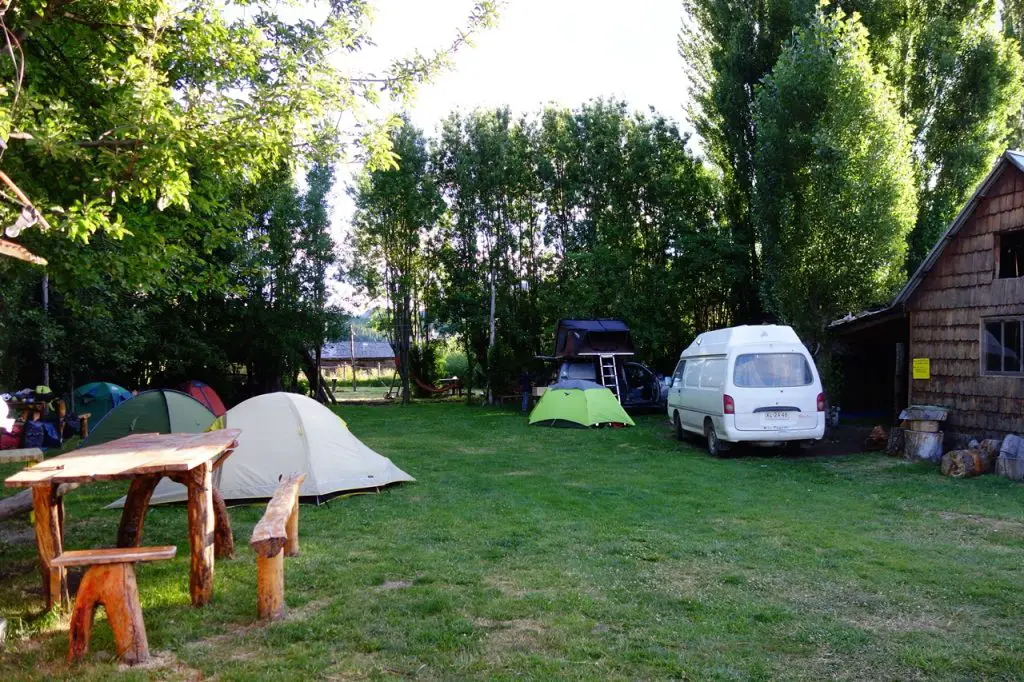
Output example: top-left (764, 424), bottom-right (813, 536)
top-left (519, 370), bottom-right (532, 415)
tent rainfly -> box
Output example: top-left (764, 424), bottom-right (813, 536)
top-left (181, 380), bottom-right (227, 417)
top-left (72, 381), bottom-right (133, 423)
top-left (529, 379), bottom-right (635, 428)
top-left (84, 389), bottom-right (216, 447)
top-left (109, 392), bottom-right (413, 507)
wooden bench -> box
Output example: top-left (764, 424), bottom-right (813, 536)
top-left (51, 545), bottom-right (176, 665)
top-left (250, 473), bottom-right (305, 621)
top-left (0, 447), bottom-right (43, 464)
top-left (78, 413), bottom-right (91, 440)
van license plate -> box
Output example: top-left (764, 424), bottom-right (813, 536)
top-left (763, 411), bottom-right (793, 421)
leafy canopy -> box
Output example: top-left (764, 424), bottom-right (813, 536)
top-left (754, 5), bottom-right (917, 340)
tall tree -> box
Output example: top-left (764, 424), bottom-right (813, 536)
top-left (681, 0), bottom-right (1024, 294)
top-left (0, 0), bottom-right (498, 285)
top-left (348, 120), bottom-right (441, 404)
top-left (299, 163), bottom-right (338, 400)
top-left (753, 6), bottom-right (917, 342)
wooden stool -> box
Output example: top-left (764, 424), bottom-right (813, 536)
top-left (51, 546), bottom-right (176, 665)
top-left (250, 473), bottom-right (305, 621)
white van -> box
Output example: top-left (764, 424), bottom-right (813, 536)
top-left (666, 325), bottom-right (825, 456)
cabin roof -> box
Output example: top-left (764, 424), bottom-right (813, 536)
top-left (831, 150), bottom-right (1024, 333)
top-left (894, 150), bottom-right (1024, 307)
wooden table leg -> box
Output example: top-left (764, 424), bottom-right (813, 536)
top-left (116, 475), bottom-right (159, 548)
top-left (31, 483), bottom-right (68, 609)
top-left (212, 486), bottom-right (235, 560)
top-left (186, 463), bottom-right (215, 607)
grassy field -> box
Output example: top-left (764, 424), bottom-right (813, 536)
top-left (1, 403), bottom-right (1023, 680)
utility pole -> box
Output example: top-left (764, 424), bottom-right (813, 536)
top-left (487, 269), bottom-right (496, 404)
top-left (41, 274), bottom-right (49, 388)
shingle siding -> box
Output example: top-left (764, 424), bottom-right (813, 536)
top-left (908, 163), bottom-right (1024, 437)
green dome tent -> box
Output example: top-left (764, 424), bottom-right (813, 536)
top-left (529, 380), bottom-right (635, 428)
top-left (72, 382), bottom-right (133, 423)
top-left (82, 389), bottom-right (216, 447)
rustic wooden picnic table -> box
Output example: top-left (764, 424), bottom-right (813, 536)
top-left (4, 429), bottom-right (240, 609)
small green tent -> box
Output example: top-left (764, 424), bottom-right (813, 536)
top-left (529, 380), bottom-right (635, 428)
top-left (83, 389), bottom-right (216, 447)
top-left (72, 382), bottom-right (133, 423)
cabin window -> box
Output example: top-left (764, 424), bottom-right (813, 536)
top-left (997, 231), bottom-right (1024, 279)
top-left (983, 318), bottom-right (1024, 375)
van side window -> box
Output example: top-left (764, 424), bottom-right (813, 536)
top-left (683, 359), bottom-right (703, 388)
top-left (700, 357), bottom-right (726, 389)
top-left (672, 360), bottom-right (686, 387)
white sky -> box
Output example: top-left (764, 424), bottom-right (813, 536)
top-left (330, 0), bottom-right (692, 309)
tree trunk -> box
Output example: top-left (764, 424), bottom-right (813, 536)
top-left (399, 293), bottom-right (412, 404)
top-left (487, 269), bottom-right (496, 404)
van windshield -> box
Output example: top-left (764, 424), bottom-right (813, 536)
top-left (733, 353), bottom-right (812, 388)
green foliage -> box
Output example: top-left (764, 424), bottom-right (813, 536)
top-left (348, 118), bottom-right (443, 403)
top-left (0, 1), bottom-right (499, 396)
top-left (485, 339), bottom-right (518, 396)
top-left (754, 6), bottom-right (917, 341)
top-left (0, 1), bottom-right (500, 248)
top-left (430, 102), bottom-right (729, 377)
top-left (442, 350), bottom-right (469, 380)
top-left (408, 342), bottom-right (439, 395)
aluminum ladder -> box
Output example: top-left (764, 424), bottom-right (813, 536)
top-left (598, 354), bottom-right (621, 402)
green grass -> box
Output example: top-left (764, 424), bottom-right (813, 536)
top-left (1, 403), bottom-right (1023, 680)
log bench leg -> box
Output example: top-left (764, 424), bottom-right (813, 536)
top-left (256, 550), bottom-right (285, 621)
top-left (285, 501), bottom-right (299, 558)
top-left (68, 563), bottom-right (148, 665)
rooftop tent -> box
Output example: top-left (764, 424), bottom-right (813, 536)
top-left (529, 380), bottom-right (636, 428)
top-left (72, 382), bottom-right (133, 423)
top-left (554, 319), bottom-right (635, 359)
top-left (110, 392), bottom-right (413, 507)
top-left (84, 389), bottom-right (216, 448)
top-left (180, 380), bottom-right (227, 417)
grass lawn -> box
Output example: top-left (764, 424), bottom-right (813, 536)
top-left (1, 403), bottom-right (1023, 680)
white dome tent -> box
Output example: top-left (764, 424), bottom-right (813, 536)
top-left (109, 392), bottom-right (413, 507)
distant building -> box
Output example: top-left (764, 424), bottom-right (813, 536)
top-left (320, 339), bottom-right (395, 377)
top-left (831, 150), bottom-right (1024, 441)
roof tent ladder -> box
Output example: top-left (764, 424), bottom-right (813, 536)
top-left (599, 355), bottom-right (621, 403)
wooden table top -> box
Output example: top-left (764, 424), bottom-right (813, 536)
top-left (4, 430), bottom-right (241, 488)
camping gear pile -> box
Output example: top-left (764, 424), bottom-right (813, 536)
top-left (529, 380), bottom-right (635, 428)
top-left (0, 385), bottom-right (75, 449)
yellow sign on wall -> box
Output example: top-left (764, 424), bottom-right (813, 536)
top-left (912, 357), bottom-right (930, 380)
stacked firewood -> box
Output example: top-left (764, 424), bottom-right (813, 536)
top-left (940, 439), bottom-right (1001, 478)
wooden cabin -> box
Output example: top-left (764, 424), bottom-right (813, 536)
top-left (320, 339), bottom-right (395, 378)
top-left (831, 150), bottom-right (1024, 441)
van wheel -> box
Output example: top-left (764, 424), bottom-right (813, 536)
top-left (705, 420), bottom-right (724, 458)
top-left (673, 412), bottom-right (684, 441)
